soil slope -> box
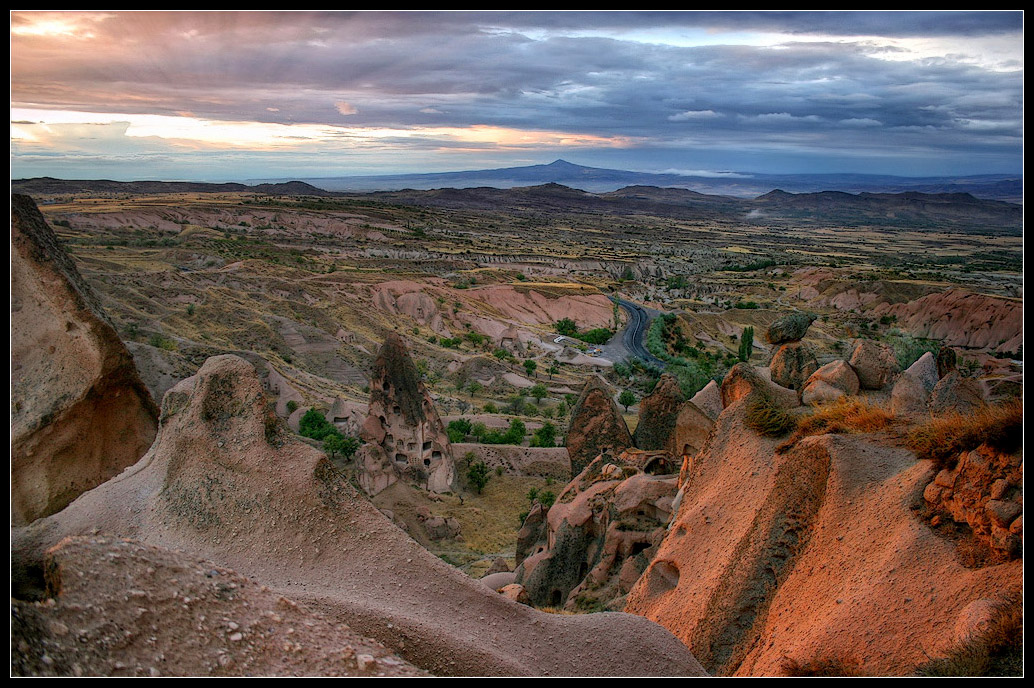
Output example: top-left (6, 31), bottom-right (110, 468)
top-left (624, 400), bottom-right (1020, 676)
top-left (13, 355), bottom-right (705, 677)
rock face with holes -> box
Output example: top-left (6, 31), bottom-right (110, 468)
top-left (566, 376), bottom-right (633, 475)
top-left (354, 334), bottom-right (455, 495)
top-left (11, 194), bottom-right (159, 526)
top-left (624, 395), bottom-right (1022, 676)
top-left (514, 450), bottom-right (677, 612)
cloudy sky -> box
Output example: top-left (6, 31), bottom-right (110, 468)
top-left (10, 10), bottom-right (1024, 181)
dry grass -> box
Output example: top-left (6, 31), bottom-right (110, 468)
top-left (744, 393), bottom-right (798, 438)
top-left (914, 594), bottom-right (1023, 676)
top-left (906, 399), bottom-right (1023, 471)
top-left (777, 397), bottom-right (893, 453)
top-left (438, 474), bottom-right (550, 555)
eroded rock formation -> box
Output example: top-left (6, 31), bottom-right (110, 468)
top-left (11, 194), bottom-right (159, 525)
top-left (515, 450), bottom-right (678, 612)
top-left (354, 334), bottom-right (455, 495)
top-left (923, 445), bottom-right (1023, 557)
top-left (11, 354), bottom-right (705, 677)
top-left (633, 373), bottom-right (684, 451)
top-left (566, 376), bottom-right (633, 475)
top-left (624, 395), bottom-right (1021, 676)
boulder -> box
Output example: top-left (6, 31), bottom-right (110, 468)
top-left (769, 341), bottom-right (819, 391)
top-left (689, 380), bottom-right (723, 422)
top-left (566, 376), bottom-right (633, 475)
top-left (890, 372), bottom-right (930, 418)
top-left (802, 380), bottom-right (847, 407)
top-left (929, 372), bottom-right (986, 415)
top-left (11, 195), bottom-right (159, 525)
top-left (633, 373), bottom-right (684, 451)
top-left (497, 584), bottom-right (531, 605)
top-left (848, 339), bottom-right (899, 390)
top-left (765, 312), bottom-right (816, 345)
top-left (804, 359), bottom-right (860, 396)
top-left (721, 363), bottom-right (799, 410)
top-left (904, 352), bottom-right (940, 393)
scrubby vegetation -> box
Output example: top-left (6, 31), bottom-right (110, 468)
top-left (744, 393), bottom-right (798, 437)
top-left (777, 397), bottom-right (893, 452)
top-left (906, 399), bottom-right (1023, 470)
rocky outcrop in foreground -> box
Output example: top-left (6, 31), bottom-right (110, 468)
top-left (11, 194), bottom-right (158, 525)
top-left (12, 355), bottom-right (705, 677)
top-left (624, 372), bottom-right (1021, 676)
top-left (923, 444), bottom-right (1023, 557)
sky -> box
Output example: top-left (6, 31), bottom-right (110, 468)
top-left (10, 10), bottom-right (1024, 182)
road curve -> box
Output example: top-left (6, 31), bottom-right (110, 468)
top-left (613, 297), bottom-right (667, 368)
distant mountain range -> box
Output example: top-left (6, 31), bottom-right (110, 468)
top-left (357, 183), bottom-right (1022, 233)
top-left (12, 169), bottom-right (1022, 234)
top-left (248, 159), bottom-right (1022, 203)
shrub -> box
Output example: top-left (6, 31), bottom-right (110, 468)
top-left (530, 421), bottom-right (557, 448)
top-left (148, 333), bottom-right (178, 351)
top-left (888, 332), bottom-right (941, 369)
top-left (482, 401), bottom-right (498, 414)
top-left (555, 318), bottom-right (578, 337)
top-left (579, 328), bottom-right (613, 344)
top-left (323, 433), bottom-right (360, 461)
top-left (536, 490), bottom-right (556, 509)
top-left (906, 399), bottom-right (1023, 471)
top-left (777, 397), bottom-right (893, 452)
top-left (447, 418), bottom-right (472, 443)
top-left (744, 393), bottom-right (798, 437)
top-left (299, 408), bottom-right (337, 441)
top-left (467, 460), bottom-right (490, 493)
top-left (286, 400), bottom-right (299, 414)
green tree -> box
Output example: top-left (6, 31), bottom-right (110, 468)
top-left (555, 318), bottom-right (578, 337)
top-left (467, 460), bottom-right (490, 494)
top-left (547, 361), bottom-right (560, 379)
top-left (529, 383), bottom-right (548, 405)
top-left (299, 408), bottom-right (335, 440)
top-left (739, 326), bottom-right (754, 362)
top-left (323, 434), bottom-right (359, 461)
top-left (467, 380), bottom-right (482, 399)
top-left (523, 359), bottom-right (538, 377)
top-left (530, 421), bottom-right (557, 448)
top-left (618, 389), bottom-right (636, 412)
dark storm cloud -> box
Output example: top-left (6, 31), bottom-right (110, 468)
top-left (10, 11), bottom-right (1023, 176)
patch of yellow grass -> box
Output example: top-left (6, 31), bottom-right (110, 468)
top-left (906, 398), bottom-right (1023, 470)
top-left (438, 474), bottom-right (551, 554)
top-left (777, 396), bottom-right (893, 452)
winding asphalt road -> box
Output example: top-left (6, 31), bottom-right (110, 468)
top-left (608, 297), bottom-right (667, 368)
